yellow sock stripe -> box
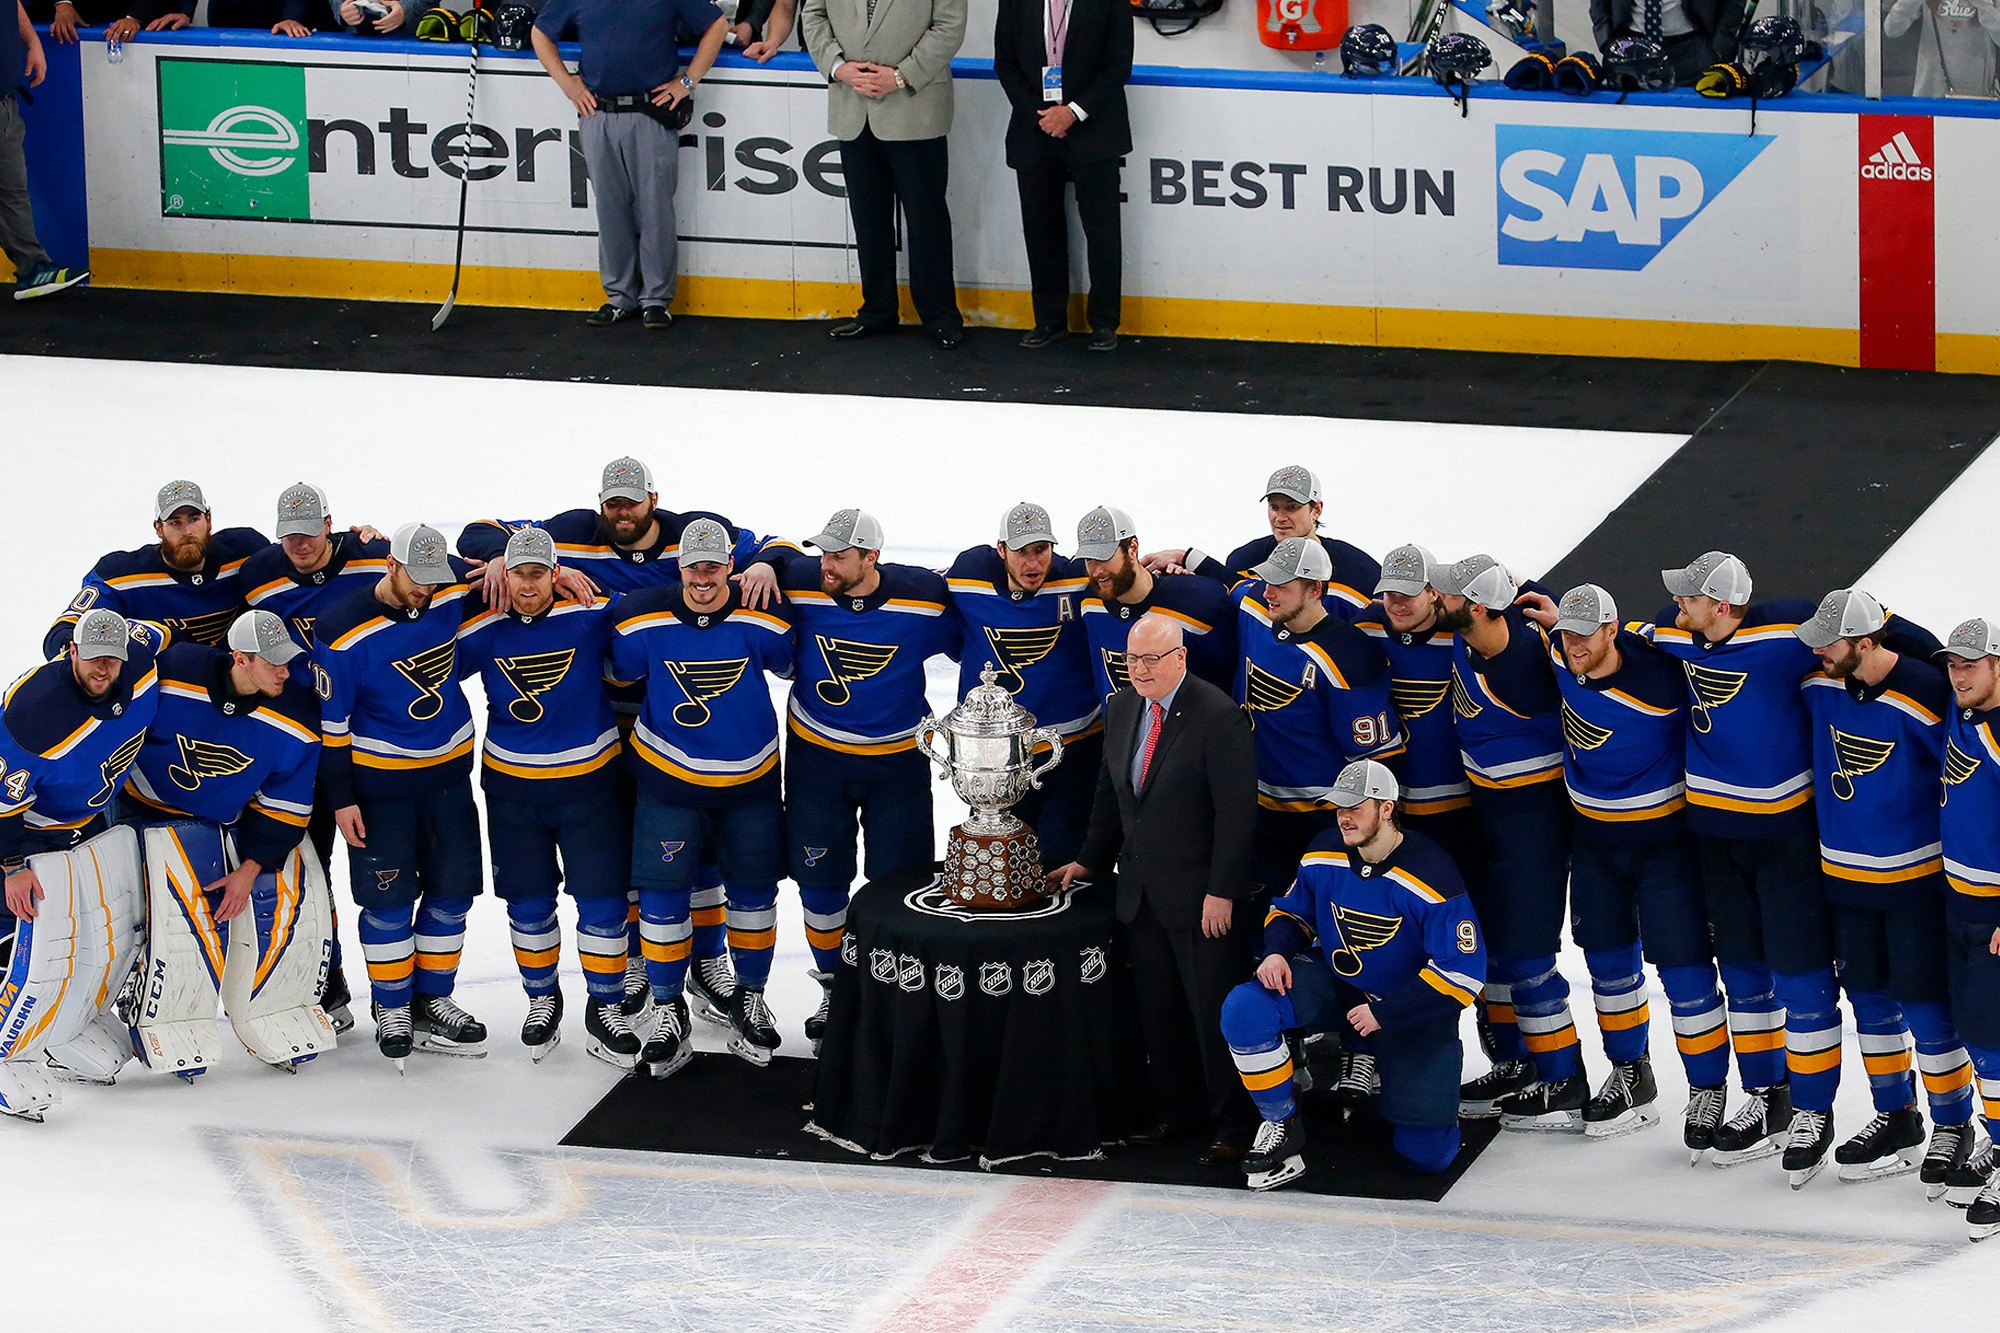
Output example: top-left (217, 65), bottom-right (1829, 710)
top-left (1790, 1047), bottom-right (1842, 1075)
top-left (1732, 1031), bottom-right (1788, 1053)
top-left (641, 939), bottom-right (693, 964)
top-left (806, 925), bottom-right (846, 950)
top-left (1241, 1059), bottom-right (1295, 1092)
top-left (1524, 1025), bottom-right (1579, 1053)
top-left (1676, 1026), bottom-right (1729, 1055)
top-left (728, 928), bottom-right (778, 951)
top-left (1597, 1004), bottom-right (1651, 1032)
top-left (513, 946), bottom-right (562, 970)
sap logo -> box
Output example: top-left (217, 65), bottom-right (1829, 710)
top-left (1495, 125), bottom-right (1772, 271)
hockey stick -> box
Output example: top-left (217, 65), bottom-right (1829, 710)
top-left (1403, 0), bottom-right (1451, 73)
top-left (431, 24), bottom-right (483, 332)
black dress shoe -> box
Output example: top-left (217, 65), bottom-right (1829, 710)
top-left (1125, 1121), bottom-right (1173, 1145)
top-left (641, 305), bottom-right (672, 331)
top-left (1019, 324), bottom-right (1065, 349)
top-left (829, 318), bottom-right (893, 340)
top-left (1088, 328), bottom-right (1119, 353)
top-left (931, 327), bottom-right (963, 350)
top-left (1200, 1140), bottom-right (1249, 1167)
top-left (586, 302), bottom-right (636, 328)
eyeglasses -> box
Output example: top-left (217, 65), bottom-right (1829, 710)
top-left (1126, 647), bottom-right (1186, 669)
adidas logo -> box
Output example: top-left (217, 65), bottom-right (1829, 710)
top-left (1862, 132), bottom-right (1932, 182)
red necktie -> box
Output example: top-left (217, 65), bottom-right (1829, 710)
top-left (1137, 700), bottom-right (1164, 792)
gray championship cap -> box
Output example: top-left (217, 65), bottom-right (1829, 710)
top-left (390, 522), bottom-right (456, 587)
top-left (1796, 589), bottom-right (1887, 650)
top-left (155, 479), bottom-right (209, 522)
top-left (599, 457), bottom-right (656, 505)
top-left (998, 501), bottom-right (1058, 549)
top-left (1662, 550), bottom-right (1753, 606)
top-left (1329, 759), bottom-right (1400, 808)
top-left (1433, 554), bottom-right (1519, 611)
top-left (1075, 505), bottom-right (1138, 562)
top-left (73, 608), bottom-right (132, 661)
top-left (1251, 536), bottom-right (1334, 587)
top-left (503, 526), bottom-right (558, 571)
top-left (1375, 543), bottom-right (1438, 598)
top-left (677, 518), bottom-right (734, 567)
top-left (1553, 584), bottom-right (1619, 637)
top-left (1941, 618), bottom-right (2000, 661)
top-left (806, 508), bottom-right (885, 553)
top-left (227, 609), bottom-right (304, 665)
top-left (1263, 465), bottom-right (1321, 505)
top-left (275, 482), bottom-right (329, 539)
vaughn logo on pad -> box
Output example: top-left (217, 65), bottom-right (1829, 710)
top-left (1495, 125), bottom-right (1773, 271)
top-left (158, 59), bottom-right (311, 221)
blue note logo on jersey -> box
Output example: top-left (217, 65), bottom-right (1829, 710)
top-left (93, 733), bottom-right (148, 808)
top-left (1495, 125), bottom-right (1772, 271)
top-left (801, 847), bottom-right (830, 868)
top-left (659, 840), bottom-right (686, 863)
top-left (1328, 903), bottom-right (1402, 977)
top-left (168, 735), bottom-right (254, 791)
top-left (393, 642), bottom-right (458, 721)
top-left (495, 650), bottom-right (575, 725)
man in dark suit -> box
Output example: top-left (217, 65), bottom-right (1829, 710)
top-left (993, 0), bottom-right (1132, 353)
top-left (1591, 0), bottom-right (1745, 84)
top-left (1049, 614), bottom-right (1260, 1162)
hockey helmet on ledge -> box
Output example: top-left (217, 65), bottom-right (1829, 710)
top-left (1339, 23), bottom-right (1399, 76)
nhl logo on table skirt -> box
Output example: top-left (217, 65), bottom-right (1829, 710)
top-left (905, 877), bottom-right (1078, 922)
top-left (1079, 946), bottom-right (1107, 985)
top-left (897, 954), bottom-right (925, 993)
top-left (1024, 959), bottom-right (1056, 996)
top-left (841, 935), bottom-right (859, 967)
top-left (935, 964), bottom-right (966, 1000)
top-left (979, 962), bottom-right (1014, 997)
top-left (869, 948), bottom-right (897, 985)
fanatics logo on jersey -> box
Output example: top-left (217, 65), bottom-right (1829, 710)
top-left (896, 954), bottom-right (925, 993)
top-left (935, 963), bottom-right (966, 1000)
top-left (1862, 132), bottom-right (1931, 182)
top-left (979, 961), bottom-right (1013, 997)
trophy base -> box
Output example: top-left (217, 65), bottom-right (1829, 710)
top-left (941, 824), bottom-right (1050, 911)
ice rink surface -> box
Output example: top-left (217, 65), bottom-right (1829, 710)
top-left (5, 354), bottom-right (1994, 1330)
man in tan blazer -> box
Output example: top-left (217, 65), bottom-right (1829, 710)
top-left (801, 0), bottom-right (967, 348)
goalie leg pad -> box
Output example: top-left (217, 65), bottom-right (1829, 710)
top-left (2, 826), bottom-right (142, 1067)
top-left (222, 843), bottom-right (338, 1068)
top-left (132, 823), bottom-right (230, 1078)
top-left (42, 826), bottom-right (145, 1082)
top-left (0, 1058), bottom-right (59, 1121)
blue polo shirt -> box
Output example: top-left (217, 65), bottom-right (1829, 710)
top-left (534, 0), bottom-right (725, 93)
top-left (3, 14), bottom-right (26, 99)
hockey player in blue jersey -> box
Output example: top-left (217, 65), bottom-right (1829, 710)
top-left (314, 523), bottom-right (489, 1068)
top-left (239, 481), bottom-right (388, 1031)
top-left (944, 502), bottom-right (1101, 868)
top-left (1644, 551), bottom-right (1842, 1169)
top-left (1222, 759), bottom-right (1485, 1189)
top-left (781, 508), bottom-right (958, 1050)
top-left (1513, 584), bottom-right (1733, 1144)
top-left (1430, 555), bottom-right (1587, 1124)
top-left (45, 480), bottom-right (266, 656)
top-left (1796, 589), bottom-right (1976, 1191)
top-left (1232, 536), bottom-right (1404, 899)
top-left (457, 457), bottom-right (799, 1025)
top-left (1143, 465), bottom-right (1379, 617)
top-left (2, 609), bottom-right (165, 954)
top-left (610, 519), bottom-right (795, 1078)
top-left (1074, 505), bottom-right (1236, 701)
top-left (456, 528), bottom-right (641, 1069)
top-left (1936, 618), bottom-right (2000, 1240)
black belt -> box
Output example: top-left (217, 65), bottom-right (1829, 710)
top-left (593, 89), bottom-right (694, 130)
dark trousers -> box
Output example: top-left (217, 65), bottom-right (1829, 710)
top-left (840, 126), bottom-right (961, 334)
top-left (1015, 153), bottom-right (1122, 333)
top-left (1121, 895), bottom-right (1258, 1144)
top-left (1624, 30), bottom-right (1716, 86)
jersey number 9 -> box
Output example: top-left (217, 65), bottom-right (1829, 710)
top-left (1351, 711), bottom-right (1393, 749)
top-left (1456, 920), bottom-right (1478, 954)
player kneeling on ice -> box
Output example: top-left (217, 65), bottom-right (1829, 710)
top-left (1223, 760), bottom-right (1485, 1191)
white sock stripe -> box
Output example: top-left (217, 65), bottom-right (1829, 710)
top-left (1918, 1048), bottom-right (1974, 1074)
top-left (508, 926), bottom-right (563, 952)
top-left (1672, 1007), bottom-right (1726, 1035)
top-left (1482, 982), bottom-right (1515, 1002)
top-left (575, 931), bottom-right (627, 956)
top-left (360, 939), bottom-right (415, 962)
top-left (640, 919), bottom-right (693, 945)
top-left (1592, 987), bottom-right (1650, 1014)
top-left (726, 908), bottom-right (779, 932)
top-left (1787, 1027), bottom-right (1843, 1056)
top-left (690, 886), bottom-right (727, 909)
top-left (802, 909), bottom-right (848, 931)
top-left (1725, 1008), bottom-right (1787, 1033)
top-left (1230, 1044), bottom-right (1290, 1075)
top-left (1516, 1010), bottom-right (1577, 1034)
top-left (1979, 1077), bottom-right (2000, 1097)
top-left (413, 932), bottom-right (466, 953)
top-left (1858, 1031), bottom-right (1915, 1056)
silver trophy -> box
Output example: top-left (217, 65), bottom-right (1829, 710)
top-left (917, 664), bottom-right (1065, 910)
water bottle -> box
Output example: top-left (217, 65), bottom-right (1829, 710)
top-left (107, 33), bottom-right (124, 64)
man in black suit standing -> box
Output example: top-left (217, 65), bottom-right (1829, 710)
top-left (993, 0), bottom-right (1132, 353)
top-left (1049, 614), bottom-right (1260, 1162)
top-left (1591, 0), bottom-right (1744, 84)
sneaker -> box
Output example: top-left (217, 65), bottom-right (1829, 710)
top-left (687, 953), bottom-right (738, 1028)
top-left (1243, 1116), bottom-right (1306, 1192)
top-left (1784, 1108), bottom-right (1834, 1190)
top-left (318, 965), bottom-right (355, 1036)
top-left (805, 968), bottom-right (835, 1056)
top-left (727, 987), bottom-right (780, 1067)
top-left (641, 995), bottom-right (692, 1081)
top-left (413, 996), bottom-right (488, 1058)
top-left (13, 264), bottom-right (89, 301)
top-left (1711, 1084), bottom-right (1792, 1167)
top-left (1583, 1058), bottom-right (1660, 1140)
top-left (584, 999), bottom-right (642, 1071)
top-left (641, 305), bottom-right (672, 330)
top-left (1834, 1107), bottom-right (1925, 1184)
top-left (586, 302), bottom-right (636, 327)
top-left (1460, 1060), bottom-right (1537, 1118)
top-left (1498, 1071), bottom-right (1588, 1133)
top-left (1969, 1168), bottom-right (2000, 1242)
top-left (1684, 1086), bottom-right (1727, 1163)
top-left (372, 1001), bottom-right (413, 1068)
top-left (521, 990), bottom-right (563, 1062)
top-left (1922, 1121), bottom-right (1985, 1202)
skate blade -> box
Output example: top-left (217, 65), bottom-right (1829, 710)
top-left (1788, 1160), bottom-right (1827, 1190)
top-left (689, 996), bottom-right (733, 1028)
top-left (173, 1068), bottom-right (208, 1083)
top-left (1927, 1181), bottom-right (1950, 1203)
top-left (413, 1036), bottom-right (488, 1059)
top-left (46, 1066), bottom-right (116, 1087)
top-left (1688, 1147), bottom-right (1708, 1166)
top-left (1710, 1140), bottom-right (1784, 1168)
top-left (1584, 1106), bottom-right (1661, 1140)
top-left (727, 1036), bottom-right (775, 1068)
top-left (1245, 1156), bottom-right (1306, 1192)
top-left (526, 1030), bottom-right (562, 1064)
top-left (812, 1036), bottom-right (824, 1059)
top-left (585, 1039), bottom-right (639, 1071)
top-left (1945, 1183), bottom-right (1985, 1209)
top-left (1500, 1111), bottom-right (1584, 1134)
top-left (1458, 1101), bottom-right (1506, 1120)
top-left (1972, 1221), bottom-right (2000, 1242)
top-left (646, 1046), bottom-right (693, 1081)
top-left (1836, 1149), bottom-right (1922, 1183)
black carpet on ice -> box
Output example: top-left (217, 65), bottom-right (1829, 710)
top-left (561, 1052), bottom-right (1500, 1203)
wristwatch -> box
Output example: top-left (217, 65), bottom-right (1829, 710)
top-left (679, 74), bottom-right (695, 91)
top-left (892, 67), bottom-right (908, 90)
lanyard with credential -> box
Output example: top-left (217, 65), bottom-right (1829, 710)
top-left (1043, 0), bottom-right (1071, 101)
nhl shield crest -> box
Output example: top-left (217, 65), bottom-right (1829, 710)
top-left (1024, 958), bottom-right (1055, 996)
top-left (1079, 946), bottom-right (1107, 985)
top-left (840, 934), bottom-right (859, 968)
top-left (979, 962), bottom-right (1013, 997)
top-left (869, 948), bottom-right (896, 985)
top-left (897, 954), bottom-right (925, 993)
top-left (934, 963), bottom-right (965, 1000)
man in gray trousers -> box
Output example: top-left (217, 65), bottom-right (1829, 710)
top-left (4, 0), bottom-right (86, 301)
top-left (801, 0), bottom-right (966, 348)
top-left (533, 0), bottom-right (729, 330)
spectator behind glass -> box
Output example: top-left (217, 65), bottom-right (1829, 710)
top-left (332, 0), bottom-right (434, 35)
top-left (1885, 0), bottom-right (2000, 96)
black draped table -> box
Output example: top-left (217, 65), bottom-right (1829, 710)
top-left (808, 867), bottom-right (1136, 1166)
